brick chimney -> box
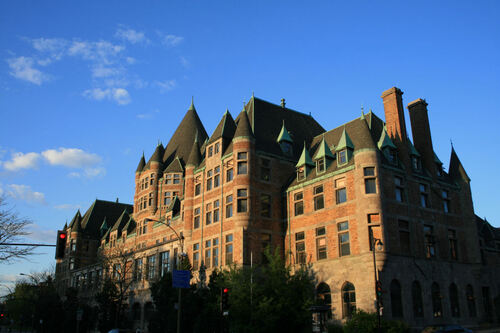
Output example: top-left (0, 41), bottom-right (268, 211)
top-left (381, 87), bottom-right (409, 167)
top-left (408, 98), bottom-right (436, 177)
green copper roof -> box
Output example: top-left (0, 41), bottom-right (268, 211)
top-left (408, 139), bottom-right (421, 156)
top-left (313, 137), bottom-right (334, 159)
top-left (336, 128), bottom-right (354, 150)
top-left (377, 127), bottom-right (396, 150)
top-left (296, 143), bottom-right (314, 168)
top-left (188, 96), bottom-right (195, 111)
top-left (276, 122), bottom-right (293, 143)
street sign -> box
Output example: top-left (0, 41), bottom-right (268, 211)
top-left (172, 270), bottom-right (190, 288)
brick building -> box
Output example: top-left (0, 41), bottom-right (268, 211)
top-left (55, 87), bottom-right (500, 329)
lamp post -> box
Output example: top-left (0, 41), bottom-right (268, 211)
top-left (370, 231), bottom-right (384, 332)
top-left (145, 217), bottom-right (185, 333)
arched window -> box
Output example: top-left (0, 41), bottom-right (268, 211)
top-left (342, 282), bottom-right (356, 318)
top-left (449, 283), bottom-right (460, 317)
top-left (390, 279), bottom-right (404, 318)
top-left (432, 282), bottom-right (443, 318)
top-left (317, 282), bottom-right (332, 318)
top-left (466, 284), bottom-right (476, 317)
top-left (412, 281), bottom-right (424, 317)
top-left (132, 302), bottom-right (141, 321)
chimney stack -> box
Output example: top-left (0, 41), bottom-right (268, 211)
top-left (408, 98), bottom-right (436, 177)
top-left (381, 87), bottom-right (409, 167)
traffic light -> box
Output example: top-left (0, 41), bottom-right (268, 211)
top-left (376, 280), bottom-right (382, 298)
top-left (221, 287), bottom-right (229, 311)
top-left (55, 230), bottom-right (67, 259)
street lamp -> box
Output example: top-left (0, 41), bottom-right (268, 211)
top-left (145, 217), bottom-right (185, 333)
top-left (370, 231), bottom-right (384, 332)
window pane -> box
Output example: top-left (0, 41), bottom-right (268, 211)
top-left (365, 178), bottom-right (376, 194)
top-left (364, 167), bottom-right (375, 176)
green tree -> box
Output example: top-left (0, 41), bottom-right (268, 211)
top-left (343, 310), bottom-right (410, 333)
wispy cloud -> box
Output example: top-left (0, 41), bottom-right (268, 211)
top-left (41, 148), bottom-right (101, 168)
top-left (54, 203), bottom-right (81, 210)
top-left (3, 152), bottom-right (41, 171)
top-left (137, 109), bottom-right (160, 120)
top-left (7, 57), bottom-right (49, 85)
top-left (26, 224), bottom-right (56, 243)
top-left (161, 34), bottom-right (184, 47)
top-left (115, 27), bottom-right (148, 44)
top-left (83, 87), bottom-right (131, 105)
top-left (155, 80), bottom-right (176, 93)
top-left (68, 40), bottom-right (124, 65)
top-left (4, 184), bottom-right (46, 205)
top-left (180, 56), bottom-right (190, 68)
top-left (68, 167), bottom-right (106, 179)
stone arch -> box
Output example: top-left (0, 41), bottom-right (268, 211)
top-left (341, 281), bottom-right (356, 318)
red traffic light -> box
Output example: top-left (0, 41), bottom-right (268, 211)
top-left (59, 233), bottom-right (66, 239)
top-left (223, 288), bottom-right (229, 293)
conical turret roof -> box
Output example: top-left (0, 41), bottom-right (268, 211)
top-left (208, 110), bottom-right (236, 144)
top-left (313, 137), bottom-right (334, 160)
top-left (136, 153), bottom-right (146, 172)
top-left (336, 128), bottom-right (354, 150)
top-left (234, 109), bottom-right (254, 139)
top-left (148, 143), bottom-right (164, 164)
top-left (186, 134), bottom-right (202, 167)
top-left (449, 147), bottom-right (470, 182)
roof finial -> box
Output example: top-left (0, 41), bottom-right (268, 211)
top-left (450, 138), bottom-right (454, 148)
top-left (361, 104), bottom-right (364, 114)
top-left (281, 98), bottom-right (286, 108)
top-left (252, 91), bottom-right (255, 98)
top-left (189, 96), bottom-right (195, 111)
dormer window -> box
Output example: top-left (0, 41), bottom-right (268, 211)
top-left (436, 165), bottom-right (443, 177)
top-left (297, 166), bottom-right (305, 181)
top-left (338, 150), bottom-right (347, 165)
top-left (280, 142), bottom-right (293, 156)
top-left (317, 158), bottom-right (325, 173)
top-left (412, 156), bottom-right (421, 171)
top-left (388, 149), bottom-right (398, 165)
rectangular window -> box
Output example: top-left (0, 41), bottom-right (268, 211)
top-left (147, 255), bottom-right (156, 280)
top-left (317, 158), bottom-right (325, 173)
top-left (225, 234), bottom-right (233, 265)
top-left (237, 189), bottom-right (248, 213)
top-left (399, 220), bottom-right (411, 255)
top-left (214, 166), bottom-right (220, 188)
top-left (226, 168), bottom-right (233, 182)
top-left (213, 238), bottom-right (219, 267)
top-left (164, 191), bottom-right (172, 206)
top-left (205, 239), bottom-right (212, 268)
top-left (420, 184), bottom-right (429, 208)
top-left (395, 177), bottom-right (404, 202)
top-left (338, 150), bottom-right (347, 164)
top-left (297, 166), bottom-right (305, 181)
top-left (173, 174), bottom-right (180, 184)
top-left (213, 200), bottom-right (220, 223)
top-left (195, 183), bottom-right (201, 196)
top-left (449, 229), bottom-right (458, 260)
top-left (208, 146), bottom-right (213, 157)
top-left (364, 167), bottom-right (376, 194)
top-left (193, 243), bottom-right (200, 270)
top-left (194, 207), bottom-right (200, 229)
top-left (316, 227), bottom-right (327, 260)
top-left (71, 239), bottom-right (76, 252)
top-left (206, 169), bottom-right (213, 191)
top-left (226, 195), bottom-right (233, 218)
top-left (335, 178), bottom-right (347, 204)
top-left (215, 142), bottom-right (220, 154)
top-left (237, 152), bottom-right (248, 175)
top-left (314, 185), bottom-right (324, 210)
top-left (260, 158), bottom-right (271, 181)
top-left (142, 220), bottom-right (148, 234)
top-left (295, 232), bottom-right (306, 264)
top-left (260, 193), bottom-right (271, 217)
top-left (338, 222), bottom-right (350, 256)
top-left (294, 192), bottom-right (304, 216)
top-left (442, 190), bottom-right (450, 213)
top-left (206, 203), bottom-right (212, 225)
top-left (165, 174), bottom-right (172, 184)
top-left (160, 251), bottom-right (170, 276)
top-left (424, 225), bottom-right (436, 258)
top-left (134, 258), bottom-right (143, 281)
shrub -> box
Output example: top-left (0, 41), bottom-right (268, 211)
top-left (343, 310), bottom-right (410, 333)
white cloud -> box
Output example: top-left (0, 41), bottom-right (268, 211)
top-left (5, 184), bottom-right (46, 205)
top-left (91, 65), bottom-right (122, 78)
top-left (7, 56), bottom-right (49, 85)
top-left (68, 40), bottom-right (124, 65)
top-left (137, 109), bottom-right (160, 120)
top-left (162, 34), bottom-right (184, 47)
top-left (83, 87), bottom-right (131, 105)
top-left (3, 152), bottom-right (41, 171)
top-left (155, 80), bottom-right (176, 93)
top-left (41, 148), bottom-right (101, 168)
top-left (54, 203), bottom-right (81, 210)
top-left (126, 57), bottom-right (136, 64)
top-left (68, 167), bottom-right (106, 179)
top-left (180, 56), bottom-right (190, 68)
top-left (26, 224), bottom-right (56, 243)
top-left (30, 38), bottom-right (67, 64)
top-left (115, 28), bottom-right (148, 44)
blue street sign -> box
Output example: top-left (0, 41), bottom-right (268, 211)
top-left (172, 270), bottom-right (190, 288)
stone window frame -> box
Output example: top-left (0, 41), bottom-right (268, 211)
top-left (225, 194), bottom-right (233, 218)
top-left (363, 166), bottom-right (377, 194)
top-left (398, 220), bottom-right (411, 255)
top-left (214, 166), bottom-right (221, 188)
top-left (294, 191), bottom-right (304, 216)
top-left (206, 169), bottom-right (213, 191)
top-left (193, 207), bottom-right (201, 229)
top-left (316, 157), bottom-right (326, 174)
top-left (313, 184), bottom-right (324, 211)
top-left (394, 176), bottom-right (405, 202)
top-left (442, 190), bottom-right (450, 213)
top-left (316, 226), bottom-right (327, 260)
top-left (335, 178), bottom-right (347, 204)
top-left (213, 200), bottom-right (220, 223)
top-left (419, 183), bottom-right (429, 208)
top-left (237, 188), bottom-right (248, 213)
top-left (225, 234), bottom-right (233, 265)
top-left (205, 202), bottom-right (212, 225)
top-left (295, 231), bottom-right (306, 265)
top-left (338, 221), bottom-right (350, 257)
top-left (226, 159), bottom-right (234, 182)
top-left (338, 149), bottom-right (348, 165)
top-left (237, 151), bottom-right (248, 175)
top-left (192, 243), bottom-right (200, 270)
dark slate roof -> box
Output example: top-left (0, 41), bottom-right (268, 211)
top-left (234, 108), bottom-right (254, 139)
top-left (165, 156), bottom-right (184, 173)
top-left (110, 210), bottom-right (131, 237)
top-left (245, 97), bottom-right (325, 159)
top-left (208, 110), bottom-right (236, 144)
top-left (136, 153), bottom-right (146, 173)
top-left (144, 143), bottom-right (164, 170)
top-left (476, 215), bottom-right (500, 243)
top-left (162, 105), bottom-right (208, 168)
top-left (68, 210), bottom-right (81, 229)
top-left (186, 136), bottom-right (202, 167)
top-left (449, 147), bottom-right (470, 182)
top-left (79, 199), bottom-right (133, 239)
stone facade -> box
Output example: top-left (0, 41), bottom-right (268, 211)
top-left (55, 87), bottom-right (500, 330)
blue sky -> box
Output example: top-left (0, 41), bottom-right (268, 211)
top-left (1, 1), bottom-right (499, 292)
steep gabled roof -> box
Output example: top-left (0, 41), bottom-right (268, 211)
top-left (186, 135), bottom-right (202, 167)
top-left (313, 137), bottom-right (334, 160)
top-left (408, 140), bottom-right (421, 157)
top-left (336, 128), bottom-right (354, 150)
top-left (208, 110), bottom-right (236, 144)
top-left (162, 103), bottom-right (208, 167)
top-left (110, 209), bottom-right (131, 237)
top-left (79, 199), bottom-right (133, 239)
top-left (296, 143), bottom-right (314, 168)
top-left (136, 153), bottom-right (146, 173)
top-left (377, 127), bottom-right (397, 150)
top-left (449, 147), bottom-right (470, 182)
top-left (165, 156), bottom-right (184, 173)
top-left (244, 97), bottom-right (325, 159)
top-left (144, 143), bottom-right (164, 170)
top-left (277, 122), bottom-right (293, 143)
top-left (68, 210), bottom-right (81, 229)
